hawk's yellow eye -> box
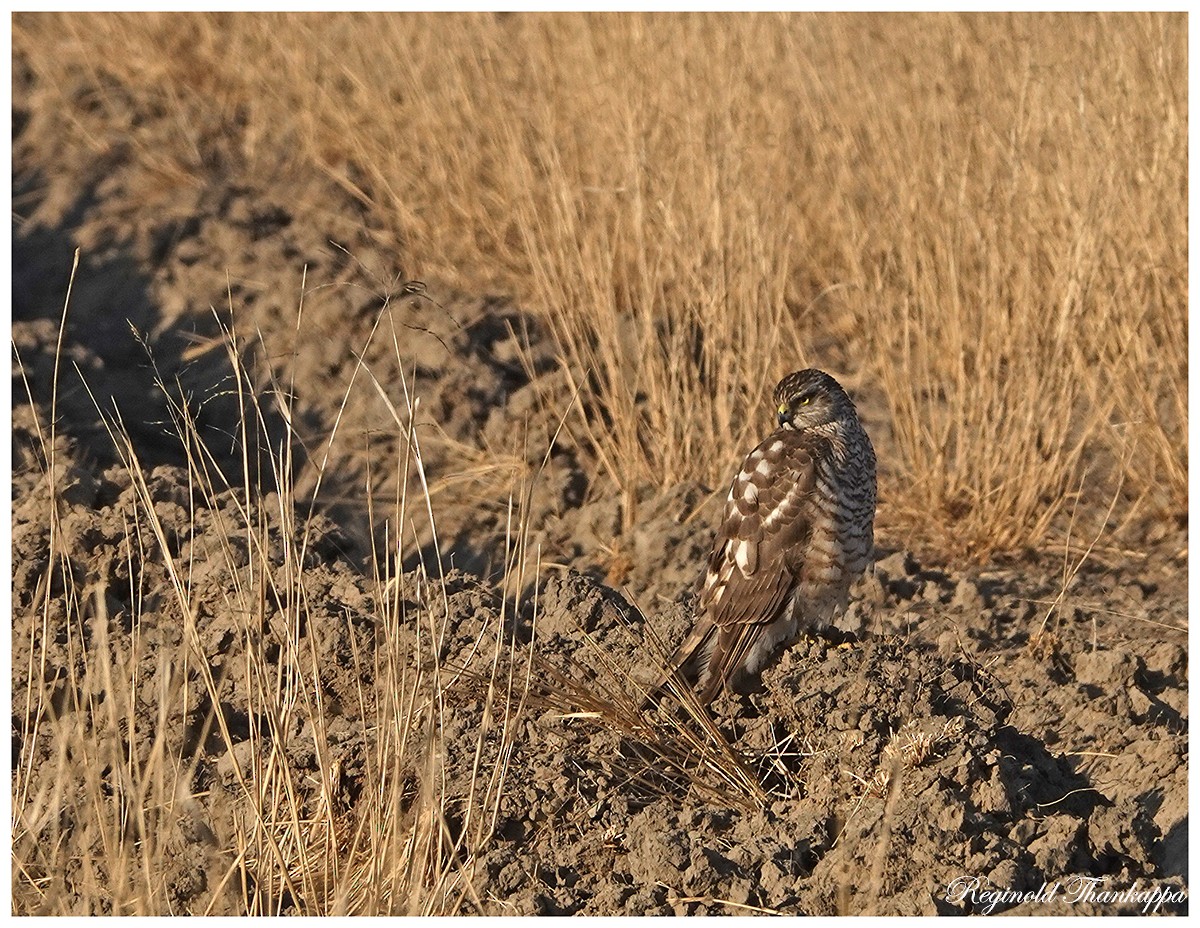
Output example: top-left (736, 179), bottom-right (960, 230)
top-left (799, 397), bottom-right (810, 406)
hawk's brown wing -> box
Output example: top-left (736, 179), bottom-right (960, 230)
top-left (668, 430), bottom-right (817, 702)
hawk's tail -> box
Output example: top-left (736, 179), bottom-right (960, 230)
top-left (641, 616), bottom-right (754, 709)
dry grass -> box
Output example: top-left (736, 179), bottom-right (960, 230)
top-left (13, 11), bottom-right (1185, 556)
top-left (10, 278), bottom-right (544, 914)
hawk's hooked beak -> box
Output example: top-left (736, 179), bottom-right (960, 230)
top-left (777, 403), bottom-right (789, 427)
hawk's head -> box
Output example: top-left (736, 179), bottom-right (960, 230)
top-left (773, 369), bottom-right (855, 430)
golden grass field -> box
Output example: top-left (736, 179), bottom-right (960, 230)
top-left (11, 12), bottom-right (1188, 915)
top-left (16, 11), bottom-right (1186, 556)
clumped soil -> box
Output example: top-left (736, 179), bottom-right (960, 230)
top-left (11, 48), bottom-right (1187, 916)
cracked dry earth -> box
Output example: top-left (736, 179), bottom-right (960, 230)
top-left (11, 58), bottom-right (1189, 916)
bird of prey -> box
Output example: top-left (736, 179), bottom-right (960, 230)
top-left (656, 368), bottom-right (877, 704)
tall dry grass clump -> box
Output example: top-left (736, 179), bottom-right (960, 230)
top-left (13, 12), bottom-right (1185, 554)
top-left (11, 286), bottom-right (542, 914)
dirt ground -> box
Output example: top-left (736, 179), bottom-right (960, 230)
top-left (11, 43), bottom-right (1188, 916)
